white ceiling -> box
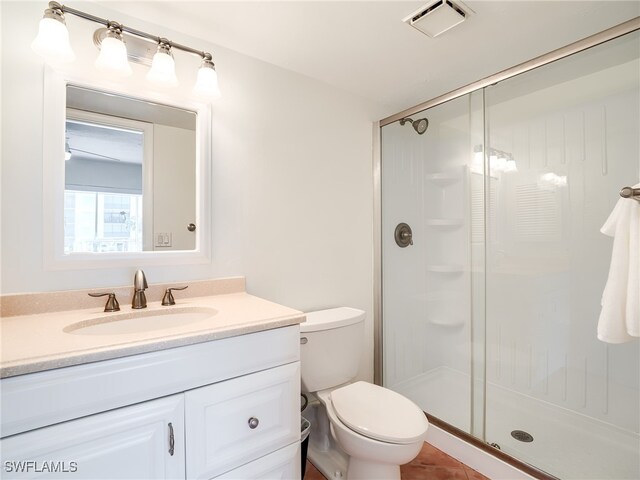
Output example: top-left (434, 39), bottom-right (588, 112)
top-left (101, 1), bottom-right (640, 117)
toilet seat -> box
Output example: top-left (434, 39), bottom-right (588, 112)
top-left (329, 381), bottom-right (428, 445)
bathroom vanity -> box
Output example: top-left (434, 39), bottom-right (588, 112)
top-left (0, 280), bottom-right (304, 479)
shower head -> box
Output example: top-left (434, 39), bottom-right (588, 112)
top-left (399, 117), bottom-right (429, 135)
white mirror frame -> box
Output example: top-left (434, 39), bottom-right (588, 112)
top-left (42, 67), bottom-right (212, 270)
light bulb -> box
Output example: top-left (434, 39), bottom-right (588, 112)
top-left (147, 43), bottom-right (178, 87)
top-left (193, 57), bottom-right (221, 99)
top-left (95, 25), bottom-right (132, 78)
top-left (31, 11), bottom-right (76, 64)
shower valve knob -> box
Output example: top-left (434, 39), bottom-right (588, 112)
top-left (394, 223), bottom-right (413, 248)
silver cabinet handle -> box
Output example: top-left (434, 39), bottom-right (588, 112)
top-left (168, 422), bottom-right (175, 456)
top-left (248, 417), bottom-right (259, 429)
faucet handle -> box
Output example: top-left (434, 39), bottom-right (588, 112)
top-left (88, 292), bottom-right (120, 312)
top-left (162, 286), bottom-right (188, 306)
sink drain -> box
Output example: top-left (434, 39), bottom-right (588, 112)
top-left (511, 430), bottom-right (534, 442)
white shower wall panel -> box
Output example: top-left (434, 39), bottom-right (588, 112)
top-left (382, 125), bottom-right (428, 387)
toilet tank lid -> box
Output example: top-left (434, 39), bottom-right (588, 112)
top-left (301, 307), bottom-right (365, 333)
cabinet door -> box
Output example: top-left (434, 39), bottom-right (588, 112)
top-left (214, 444), bottom-right (300, 480)
top-left (1, 395), bottom-right (184, 479)
top-left (185, 362), bottom-right (299, 479)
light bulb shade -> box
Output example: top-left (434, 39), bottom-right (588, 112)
top-left (147, 48), bottom-right (178, 87)
top-left (95, 36), bottom-right (132, 77)
top-left (31, 16), bottom-right (76, 64)
top-left (193, 63), bottom-right (221, 98)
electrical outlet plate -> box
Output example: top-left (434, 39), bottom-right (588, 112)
top-left (155, 232), bottom-right (172, 247)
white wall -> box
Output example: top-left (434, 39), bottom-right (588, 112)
top-left (1, 2), bottom-right (382, 381)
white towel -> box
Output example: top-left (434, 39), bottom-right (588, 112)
top-left (597, 183), bottom-right (640, 343)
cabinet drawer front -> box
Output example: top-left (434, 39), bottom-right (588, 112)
top-left (214, 443), bottom-right (300, 480)
top-left (186, 362), bottom-right (300, 479)
top-left (0, 395), bottom-right (185, 479)
top-left (2, 326), bottom-right (299, 438)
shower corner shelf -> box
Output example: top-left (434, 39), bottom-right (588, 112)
top-left (425, 218), bottom-right (464, 228)
top-left (428, 317), bottom-right (465, 327)
top-left (426, 264), bottom-right (464, 273)
top-left (425, 171), bottom-right (460, 186)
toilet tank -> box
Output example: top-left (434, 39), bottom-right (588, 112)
top-left (300, 307), bottom-right (365, 393)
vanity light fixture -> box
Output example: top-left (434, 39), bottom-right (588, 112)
top-left (147, 40), bottom-right (178, 87)
top-left (32, 1), bottom-right (221, 98)
top-left (31, 2), bottom-right (75, 64)
top-left (94, 21), bottom-right (132, 78)
top-left (193, 54), bottom-right (221, 98)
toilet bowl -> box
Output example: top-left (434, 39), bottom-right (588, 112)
top-left (301, 308), bottom-right (428, 480)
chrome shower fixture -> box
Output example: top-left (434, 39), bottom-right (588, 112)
top-left (400, 117), bottom-right (429, 135)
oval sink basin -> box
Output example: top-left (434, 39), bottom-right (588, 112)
top-left (65, 307), bottom-right (218, 336)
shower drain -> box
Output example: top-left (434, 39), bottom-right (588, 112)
top-left (511, 430), bottom-right (534, 442)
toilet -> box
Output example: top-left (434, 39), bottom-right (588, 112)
top-left (301, 307), bottom-right (428, 480)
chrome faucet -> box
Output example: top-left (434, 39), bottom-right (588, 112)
top-left (132, 269), bottom-right (148, 309)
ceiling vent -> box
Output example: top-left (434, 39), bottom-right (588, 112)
top-left (403, 0), bottom-right (470, 38)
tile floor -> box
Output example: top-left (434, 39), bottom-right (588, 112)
top-left (304, 442), bottom-right (491, 480)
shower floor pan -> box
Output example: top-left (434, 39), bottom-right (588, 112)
top-left (392, 367), bottom-right (640, 480)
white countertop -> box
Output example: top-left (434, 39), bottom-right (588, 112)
top-left (1, 292), bottom-right (304, 378)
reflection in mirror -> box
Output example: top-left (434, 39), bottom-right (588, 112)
top-left (65, 109), bottom-right (146, 253)
top-left (64, 85), bottom-right (197, 253)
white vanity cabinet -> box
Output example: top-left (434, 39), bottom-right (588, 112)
top-left (0, 325), bottom-right (301, 480)
top-left (1, 395), bottom-right (185, 479)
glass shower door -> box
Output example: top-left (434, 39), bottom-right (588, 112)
top-left (482, 30), bottom-right (640, 479)
top-left (381, 90), bottom-right (485, 436)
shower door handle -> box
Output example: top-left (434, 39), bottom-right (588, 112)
top-left (395, 223), bottom-right (413, 248)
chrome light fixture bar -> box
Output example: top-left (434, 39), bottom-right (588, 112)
top-left (32, 1), bottom-right (221, 98)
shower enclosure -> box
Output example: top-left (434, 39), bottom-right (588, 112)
top-left (379, 24), bottom-right (639, 479)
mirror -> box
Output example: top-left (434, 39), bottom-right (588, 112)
top-left (42, 68), bottom-right (211, 269)
top-left (65, 85), bottom-right (196, 253)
